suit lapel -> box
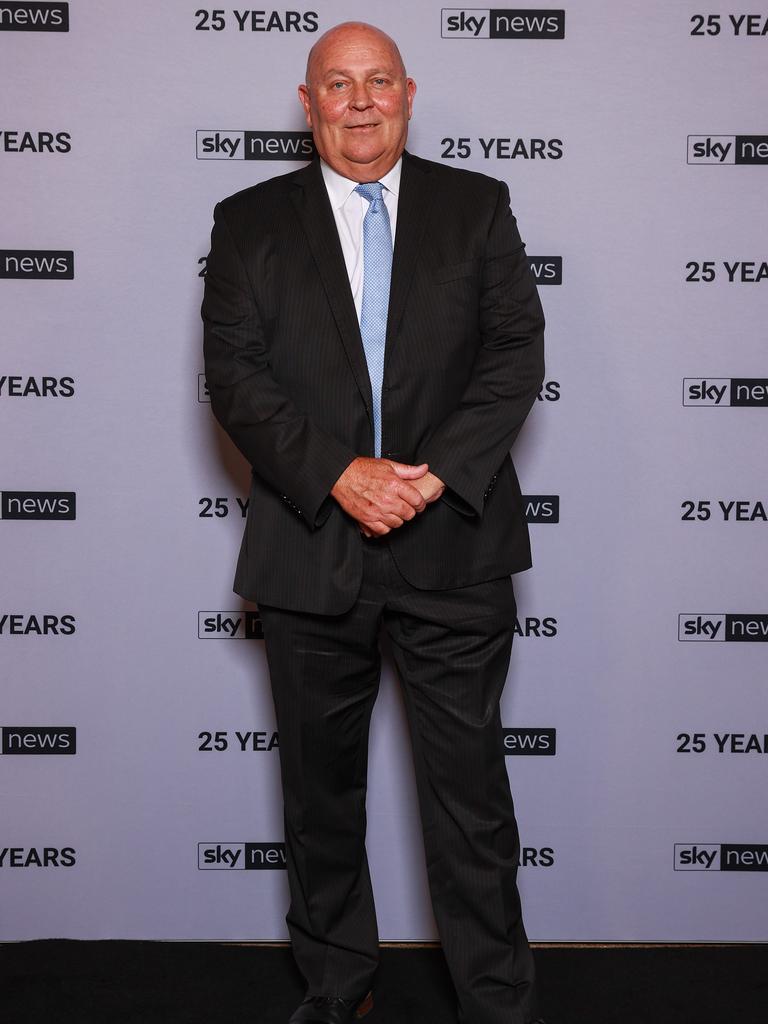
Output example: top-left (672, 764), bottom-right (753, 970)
top-left (289, 160), bottom-right (373, 420)
top-left (288, 153), bottom-right (435, 421)
top-left (386, 152), bottom-right (435, 359)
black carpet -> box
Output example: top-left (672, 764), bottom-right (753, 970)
top-left (1, 941), bottom-right (766, 1024)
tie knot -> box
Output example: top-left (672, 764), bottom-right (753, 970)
top-left (355, 181), bottom-right (385, 205)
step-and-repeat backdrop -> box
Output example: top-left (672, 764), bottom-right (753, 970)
top-left (3, 1), bottom-right (767, 941)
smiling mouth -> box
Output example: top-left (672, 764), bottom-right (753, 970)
top-left (346, 123), bottom-right (379, 130)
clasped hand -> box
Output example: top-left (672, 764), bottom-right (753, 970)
top-left (331, 457), bottom-right (445, 537)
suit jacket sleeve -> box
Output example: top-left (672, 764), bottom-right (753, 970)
top-left (202, 201), bottom-right (356, 529)
top-left (418, 180), bottom-right (545, 517)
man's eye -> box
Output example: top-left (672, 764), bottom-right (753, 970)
top-left (331, 81), bottom-right (346, 89)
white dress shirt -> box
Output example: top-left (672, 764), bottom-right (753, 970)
top-left (319, 157), bottom-right (401, 322)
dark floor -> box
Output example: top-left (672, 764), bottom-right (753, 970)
top-left (1, 941), bottom-right (766, 1024)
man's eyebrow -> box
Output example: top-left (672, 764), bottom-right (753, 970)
top-left (321, 66), bottom-right (396, 79)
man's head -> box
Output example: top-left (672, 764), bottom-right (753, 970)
top-left (298, 21), bottom-right (416, 182)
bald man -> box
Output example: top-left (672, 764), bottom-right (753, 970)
top-left (203, 21), bottom-right (546, 1024)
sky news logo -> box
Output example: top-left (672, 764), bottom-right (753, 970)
top-left (0, 491), bottom-right (76, 519)
top-left (528, 256), bottom-right (562, 285)
top-left (1, 727), bottom-right (76, 754)
top-left (196, 130), bottom-right (316, 160)
top-left (441, 9), bottom-right (565, 38)
top-left (503, 727), bottom-right (556, 755)
top-left (687, 135), bottom-right (768, 165)
top-left (198, 611), bottom-right (263, 639)
top-left (674, 844), bottom-right (768, 871)
top-left (679, 614), bottom-right (768, 642)
top-left (0, 250), bottom-right (73, 279)
top-left (683, 378), bottom-right (768, 406)
top-left (198, 842), bottom-right (286, 869)
top-left (523, 494), bottom-right (559, 523)
top-left (0, 2), bottom-right (68, 30)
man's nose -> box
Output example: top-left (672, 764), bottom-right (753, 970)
top-left (349, 83), bottom-right (373, 108)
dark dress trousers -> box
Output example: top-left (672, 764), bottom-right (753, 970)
top-left (202, 152), bottom-right (545, 1024)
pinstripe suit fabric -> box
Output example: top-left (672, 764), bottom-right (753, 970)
top-left (258, 540), bottom-right (538, 1024)
top-left (202, 153), bottom-right (545, 1024)
top-left (202, 153), bottom-right (545, 616)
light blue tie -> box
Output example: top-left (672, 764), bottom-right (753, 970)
top-left (355, 181), bottom-right (392, 458)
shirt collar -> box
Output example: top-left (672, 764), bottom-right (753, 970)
top-left (320, 156), bottom-right (402, 209)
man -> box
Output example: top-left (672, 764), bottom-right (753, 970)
top-left (202, 21), bottom-right (546, 1024)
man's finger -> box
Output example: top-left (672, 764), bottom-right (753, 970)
top-left (394, 481), bottom-right (427, 512)
top-left (365, 520), bottom-right (390, 536)
top-left (379, 511), bottom-right (405, 529)
top-left (389, 461), bottom-right (429, 480)
top-left (378, 495), bottom-right (420, 520)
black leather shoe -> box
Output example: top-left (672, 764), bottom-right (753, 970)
top-left (288, 991), bottom-right (373, 1024)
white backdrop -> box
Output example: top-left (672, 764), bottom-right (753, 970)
top-left (2, 0), bottom-right (767, 941)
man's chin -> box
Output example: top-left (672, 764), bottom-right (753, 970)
top-left (319, 142), bottom-right (404, 180)
top-left (342, 142), bottom-right (384, 162)
top-left (344, 143), bottom-right (403, 170)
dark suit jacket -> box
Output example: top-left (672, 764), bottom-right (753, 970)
top-left (202, 151), bottom-right (545, 614)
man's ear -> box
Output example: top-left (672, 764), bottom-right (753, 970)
top-left (298, 84), bottom-right (313, 128)
top-left (406, 77), bottom-right (416, 120)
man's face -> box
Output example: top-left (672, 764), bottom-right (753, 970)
top-left (298, 25), bottom-right (416, 182)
